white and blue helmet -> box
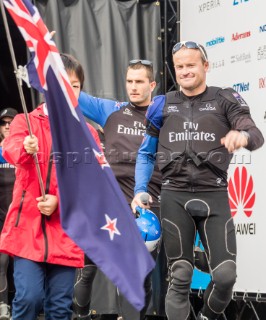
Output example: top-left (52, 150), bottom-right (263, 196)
top-left (135, 206), bottom-right (161, 252)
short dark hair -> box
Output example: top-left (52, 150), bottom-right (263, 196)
top-left (127, 62), bottom-right (155, 83)
top-left (60, 53), bottom-right (85, 89)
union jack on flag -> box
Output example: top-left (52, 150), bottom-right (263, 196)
top-left (3, 0), bottom-right (155, 311)
top-left (3, 0), bottom-right (78, 119)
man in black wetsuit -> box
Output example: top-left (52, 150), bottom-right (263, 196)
top-left (131, 42), bottom-right (264, 320)
top-left (74, 60), bottom-right (165, 320)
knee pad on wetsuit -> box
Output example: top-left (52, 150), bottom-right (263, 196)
top-left (166, 260), bottom-right (193, 320)
top-left (81, 265), bottom-right (97, 282)
top-left (205, 260), bottom-right (236, 315)
top-left (212, 260), bottom-right (236, 291)
top-left (170, 260), bottom-right (193, 292)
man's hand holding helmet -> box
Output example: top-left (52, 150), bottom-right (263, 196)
top-left (131, 192), bottom-right (153, 214)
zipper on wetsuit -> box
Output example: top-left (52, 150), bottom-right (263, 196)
top-left (185, 100), bottom-right (196, 191)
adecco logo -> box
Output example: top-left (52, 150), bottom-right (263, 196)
top-left (231, 31), bottom-right (251, 41)
top-left (228, 166), bottom-right (255, 218)
top-left (233, 0), bottom-right (249, 6)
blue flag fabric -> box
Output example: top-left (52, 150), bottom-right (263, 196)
top-left (4, 0), bottom-right (155, 310)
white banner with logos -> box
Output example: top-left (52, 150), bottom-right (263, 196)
top-left (180, 0), bottom-right (266, 294)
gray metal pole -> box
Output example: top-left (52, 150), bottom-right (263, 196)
top-left (1, 0), bottom-right (46, 199)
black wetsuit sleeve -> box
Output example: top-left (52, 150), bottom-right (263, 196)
top-left (217, 88), bottom-right (264, 151)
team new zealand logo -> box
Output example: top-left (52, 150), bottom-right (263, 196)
top-left (228, 166), bottom-right (255, 217)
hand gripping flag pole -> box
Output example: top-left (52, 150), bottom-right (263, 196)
top-left (0, 0), bottom-right (46, 200)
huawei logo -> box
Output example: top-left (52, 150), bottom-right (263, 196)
top-left (228, 166), bottom-right (255, 217)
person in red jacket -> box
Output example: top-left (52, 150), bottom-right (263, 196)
top-left (0, 53), bottom-right (101, 320)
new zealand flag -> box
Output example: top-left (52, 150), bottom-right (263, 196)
top-left (3, 0), bottom-right (155, 310)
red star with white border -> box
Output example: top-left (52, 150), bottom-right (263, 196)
top-left (101, 214), bottom-right (121, 240)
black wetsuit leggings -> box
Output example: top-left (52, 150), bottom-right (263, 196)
top-left (0, 253), bottom-right (9, 304)
top-left (161, 190), bottom-right (237, 320)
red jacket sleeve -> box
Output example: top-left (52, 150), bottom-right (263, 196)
top-left (86, 123), bottom-right (103, 152)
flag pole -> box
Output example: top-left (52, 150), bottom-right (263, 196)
top-left (1, 0), bottom-right (46, 199)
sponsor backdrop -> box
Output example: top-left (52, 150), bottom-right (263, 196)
top-left (180, 0), bottom-right (266, 294)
